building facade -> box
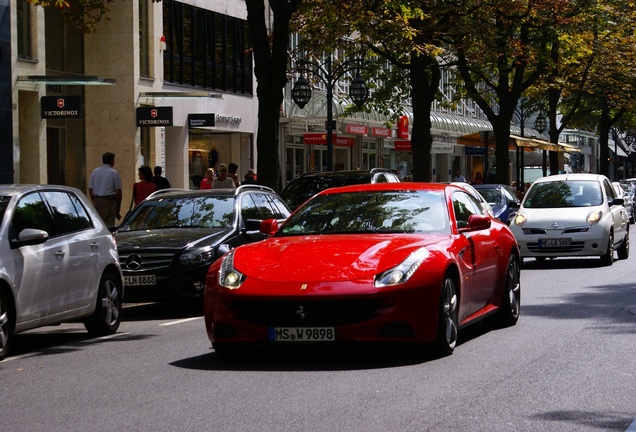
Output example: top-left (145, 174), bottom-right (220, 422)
top-left (5, 0), bottom-right (622, 200)
top-left (6, 0), bottom-right (257, 207)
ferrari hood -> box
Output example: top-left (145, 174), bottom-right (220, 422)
top-left (232, 234), bottom-right (447, 282)
top-left (116, 227), bottom-right (231, 250)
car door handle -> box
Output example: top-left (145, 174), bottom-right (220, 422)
top-left (90, 242), bottom-right (100, 251)
top-left (55, 250), bottom-right (65, 259)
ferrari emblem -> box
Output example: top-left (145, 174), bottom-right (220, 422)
top-left (300, 284), bottom-right (307, 290)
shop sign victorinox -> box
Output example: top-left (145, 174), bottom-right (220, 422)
top-left (136, 107), bottom-right (173, 127)
top-left (41, 96), bottom-right (83, 119)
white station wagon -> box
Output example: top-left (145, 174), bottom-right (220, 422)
top-left (511, 173), bottom-right (629, 265)
top-left (0, 185), bottom-right (124, 360)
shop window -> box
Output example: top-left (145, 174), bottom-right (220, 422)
top-left (162, 0), bottom-right (252, 95)
top-left (139, 0), bottom-right (150, 77)
top-left (17, 1), bottom-right (32, 59)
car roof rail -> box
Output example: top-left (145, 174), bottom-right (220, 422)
top-left (235, 184), bottom-right (275, 194)
top-left (146, 188), bottom-right (187, 199)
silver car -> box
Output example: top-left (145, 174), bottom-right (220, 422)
top-left (0, 185), bottom-right (124, 360)
top-left (511, 174), bottom-right (629, 265)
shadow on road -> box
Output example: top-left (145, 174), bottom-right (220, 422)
top-left (123, 300), bottom-right (203, 322)
top-left (170, 319), bottom-right (497, 372)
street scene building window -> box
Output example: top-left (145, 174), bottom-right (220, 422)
top-left (162, 0), bottom-right (252, 95)
top-left (17, 0), bottom-right (32, 59)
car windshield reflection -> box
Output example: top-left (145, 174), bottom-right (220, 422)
top-left (524, 180), bottom-right (602, 208)
top-left (120, 196), bottom-right (235, 231)
top-left (277, 190), bottom-right (450, 236)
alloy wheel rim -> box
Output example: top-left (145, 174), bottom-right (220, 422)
top-left (443, 279), bottom-right (458, 349)
top-left (0, 300), bottom-right (8, 350)
top-left (101, 281), bottom-right (120, 326)
top-left (508, 260), bottom-right (520, 318)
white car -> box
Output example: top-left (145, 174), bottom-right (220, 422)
top-left (0, 185), bottom-right (124, 360)
top-left (615, 181), bottom-right (635, 224)
top-left (511, 173), bottom-right (629, 265)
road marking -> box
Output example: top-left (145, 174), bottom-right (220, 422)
top-left (159, 317), bottom-right (202, 326)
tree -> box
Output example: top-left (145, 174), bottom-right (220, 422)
top-left (245, 0), bottom-right (302, 191)
top-left (445, 0), bottom-right (590, 185)
top-left (293, 0), bottom-right (449, 181)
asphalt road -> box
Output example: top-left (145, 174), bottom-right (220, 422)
top-left (2, 254), bottom-right (636, 432)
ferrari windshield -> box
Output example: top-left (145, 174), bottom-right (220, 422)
top-left (278, 190), bottom-right (450, 236)
top-left (120, 196), bottom-right (235, 231)
top-left (524, 180), bottom-right (603, 208)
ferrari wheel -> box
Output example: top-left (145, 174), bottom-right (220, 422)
top-left (497, 254), bottom-right (521, 327)
top-left (433, 275), bottom-right (458, 356)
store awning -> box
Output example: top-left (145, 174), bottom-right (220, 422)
top-left (17, 75), bottom-right (116, 85)
top-left (609, 144), bottom-right (628, 157)
top-left (457, 132), bottom-right (581, 152)
top-left (456, 132), bottom-right (540, 151)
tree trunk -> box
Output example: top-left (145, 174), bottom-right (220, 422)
top-left (409, 52), bottom-right (440, 182)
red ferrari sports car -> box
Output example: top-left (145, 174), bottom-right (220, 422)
top-left (204, 182), bottom-right (520, 357)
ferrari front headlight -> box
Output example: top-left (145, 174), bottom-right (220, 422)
top-left (218, 250), bottom-right (245, 289)
top-left (374, 248), bottom-right (429, 288)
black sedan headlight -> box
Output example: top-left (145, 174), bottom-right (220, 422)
top-left (178, 246), bottom-right (215, 266)
top-left (374, 248), bottom-right (429, 287)
top-left (218, 250), bottom-right (245, 289)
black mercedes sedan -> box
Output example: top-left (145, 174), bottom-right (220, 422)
top-left (115, 185), bottom-right (290, 303)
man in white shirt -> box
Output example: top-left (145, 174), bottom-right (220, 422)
top-left (88, 152), bottom-right (123, 227)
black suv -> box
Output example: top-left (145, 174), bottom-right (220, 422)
top-left (114, 185), bottom-right (291, 302)
top-left (280, 168), bottom-right (401, 211)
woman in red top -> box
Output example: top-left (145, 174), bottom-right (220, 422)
top-left (199, 168), bottom-right (215, 189)
top-left (134, 166), bottom-right (157, 206)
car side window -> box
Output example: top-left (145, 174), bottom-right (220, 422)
top-left (250, 192), bottom-right (277, 219)
top-left (10, 192), bottom-right (54, 240)
top-left (452, 191), bottom-right (480, 229)
top-left (266, 195), bottom-right (291, 219)
top-left (240, 194), bottom-right (261, 222)
top-left (603, 180), bottom-right (616, 201)
top-left (42, 191), bottom-right (90, 235)
top-left (374, 174), bottom-right (388, 183)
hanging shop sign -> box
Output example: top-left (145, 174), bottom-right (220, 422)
top-left (303, 133), bottom-right (355, 147)
top-left (465, 145), bottom-right (486, 155)
top-left (346, 124), bottom-right (368, 135)
top-left (136, 107), bottom-right (173, 127)
top-left (397, 116), bottom-right (409, 139)
top-left (394, 140), bottom-right (411, 151)
top-left (41, 96), bottom-right (82, 119)
top-left (188, 113), bottom-right (215, 128)
top-left (432, 142), bottom-right (455, 154)
top-left (371, 127), bottom-right (390, 138)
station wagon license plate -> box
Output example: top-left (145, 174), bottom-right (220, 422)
top-left (538, 238), bottom-right (571, 248)
top-left (124, 275), bottom-right (156, 286)
top-left (268, 327), bottom-right (335, 342)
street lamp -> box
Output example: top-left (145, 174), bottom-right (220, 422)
top-left (291, 56), bottom-right (368, 171)
top-left (534, 113), bottom-right (548, 176)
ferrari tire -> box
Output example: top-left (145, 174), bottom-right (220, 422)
top-left (600, 232), bottom-right (614, 266)
top-left (84, 271), bottom-right (122, 336)
top-left (0, 289), bottom-right (14, 361)
top-left (433, 275), bottom-right (459, 356)
top-left (617, 230), bottom-right (629, 260)
top-left (496, 254), bottom-right (521, 327)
